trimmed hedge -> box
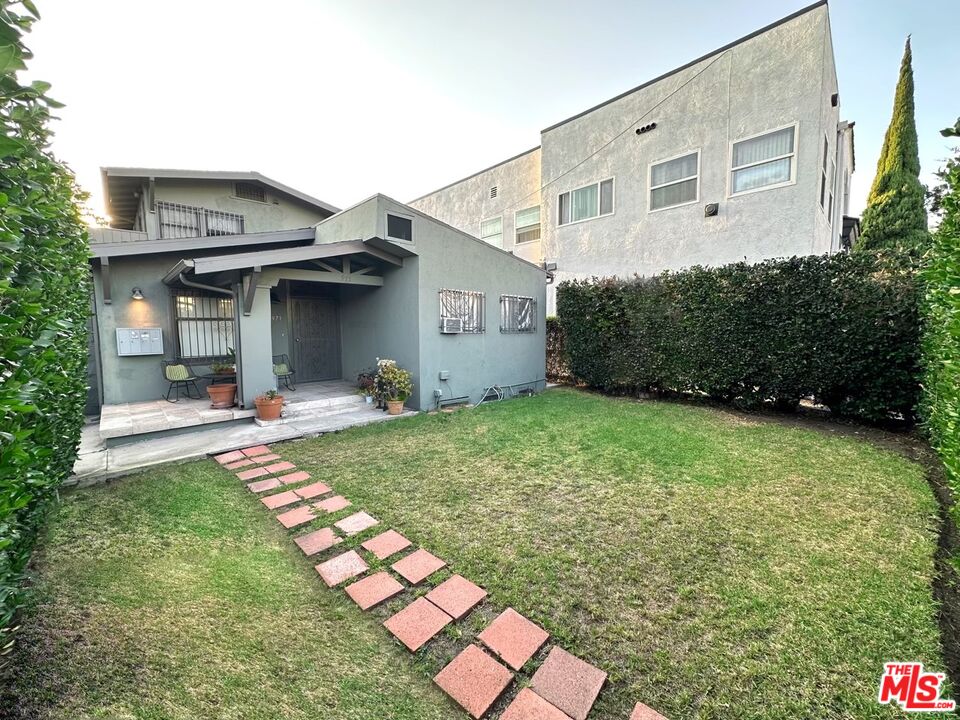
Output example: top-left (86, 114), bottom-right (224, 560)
top-left (922, 147), bottom-right (960, 515)
top-left (0, 2), bottom-right (90, 655)
top-left (556, 253), bottom-right (921, 422)
top-left (545, 317), bottom-right (571, 383)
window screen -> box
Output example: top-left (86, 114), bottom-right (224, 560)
top-left (235, 182), bottom-right (265, 202)
top-left (439, 288), bottom-right (485, 333)
top-left (387, 213), bottom-right (413, 241)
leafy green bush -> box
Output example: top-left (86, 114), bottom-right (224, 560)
top-left (0, 1), bottom-right (90, 656)
top-left (922, 138), bottom-right (960, 516)
top-left (545, 317), bottom-right (570, 382)
top-left (556, 253), bottom-right (921, 422)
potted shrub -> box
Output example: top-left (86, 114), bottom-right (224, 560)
top-left (254, 388), bottom-right (284, 421)
top-left (375, 359), bottom-right (412, 415)
top-left (357, 370), bottom-right (376, 405)
top-left (211, 348), bottom-right (236, 376)
top-left (206, 382), bottom-right (237, 408)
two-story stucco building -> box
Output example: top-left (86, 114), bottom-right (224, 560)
top-left (409, 1), bottom-right (855, 313)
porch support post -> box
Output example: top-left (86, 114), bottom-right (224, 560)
top-left (236, 277), bottom-right (275, 408)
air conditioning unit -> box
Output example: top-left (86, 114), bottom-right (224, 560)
top-left (441, 317), bottom-right (463, 334)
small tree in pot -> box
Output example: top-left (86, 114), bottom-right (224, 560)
top-left (254, 388), bottom-right (284, 421)
top-left (375, 359), bottom-right (412, 415)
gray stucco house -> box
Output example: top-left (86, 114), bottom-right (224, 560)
top-left (88, 169), bottom-right (546, 423)
top-left (409, 1), bottom-right (855, 313)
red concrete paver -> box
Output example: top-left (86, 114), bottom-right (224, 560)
top-left (249, 453), bottom-right (282, 464)
top-left (501, 688), bottom-right (572, 720)
top-left (224, 458), bottom-right (255, 470)
top-left (630, 702), bottom-right (668, 720)
top-left (361, 529), bottom-right (412, 560)
top-left (264, 460), bottom-right (296, 474)
top-left (478, 607), bottom-right (549, 670)
top-left (383, 597), bottom-right (452, 652)
top-left (315, 550), bottom-right (368, 587)
top-left (278, 470), bottom-right (311, 485)
top-left (315, 495), bottom-right (351, 513)
top-left (236, 467), bottom-right (269, 481)
top-left (345, 571), bottom-right (404, 610)
top-left (334, 511), bottom-right (379, 536)
top-left (260, 490), bottom-right (300, 509)
top-left (294, 527), bottom-right (341, 556)
top-left (214, 450), bottom-right (245, 465)
top-left (425, 575), bottom-right (487, 620)
top-left (247, 478), bottom-right (282, 493)
top-left (434, 644), bottom-right (513, 719)
top-left (391, 549), bottom-right (446, 584)
top-left (241, 445), bottom-right (272, 457)
top-left (530, 647), bottom-right (607, 720)
top-left (294, 481), bottom-right (332, 499)
top-left (276, 505), bottom-right (315, 529)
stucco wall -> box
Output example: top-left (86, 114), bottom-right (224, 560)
top-left (409, 148), bottom-right (543, 265)
top-left (147, 179), bottom-right (330, 237)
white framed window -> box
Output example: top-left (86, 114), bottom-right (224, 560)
top-left (386, 213), bottom-right (413, 242)
top-left (439, 288), bottom-right (485, 333)
top-left (515, 206), bottom-right (541, 244)
top-left (558, 178), bottom-right (614, 225)
top-left (480, 216), bottom-right (502, 248)
top-left (500, 295), bottom-right (536, 333)
top-left (729, 124), bottom-right (797, 196)
top-left (819, 134), bottom-right (829, 209)
top-left (649, 150), bottom-right (700, 212)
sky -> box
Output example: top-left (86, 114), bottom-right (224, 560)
top-left (22, 0), bottom-right (959, 220)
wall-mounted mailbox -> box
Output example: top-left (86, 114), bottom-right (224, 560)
top-left (116, 327), bottom-right (163, 356)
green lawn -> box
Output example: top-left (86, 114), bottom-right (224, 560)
top-left (4, 389), bottom-right (948, 719)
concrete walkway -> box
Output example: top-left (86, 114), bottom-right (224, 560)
top-left (68, 406), bottom-right (416, 487)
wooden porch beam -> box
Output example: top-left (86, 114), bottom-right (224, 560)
top-left (261, 268), bottom-right (383, 287)
top-left (242, 266), bottom-right (261, 316)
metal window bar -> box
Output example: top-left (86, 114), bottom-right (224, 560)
top-left (439, 288), bottom-right (485, 333)
top-left (500, 295), bottom-right (536, 333)
top-left (157, 201), bottom-right (245, 239)
top-left (172, 290), bottom-right (236, 359)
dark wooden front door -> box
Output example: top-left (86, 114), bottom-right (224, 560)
top-left (291, 297), bottom-right (340, 382)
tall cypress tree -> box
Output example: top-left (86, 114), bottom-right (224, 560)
top-left (855, 37), bottom-right (929, 252)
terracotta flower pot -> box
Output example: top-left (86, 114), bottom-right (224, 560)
top-left (386, 399), bottom-right (404, 415)
top-left (207, 383), bottom-right (237, 409)
top-left (255, 395), bottom-right (284, 421)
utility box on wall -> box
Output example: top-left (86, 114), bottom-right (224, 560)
top-left (116, 327), bottom-right (163, 356)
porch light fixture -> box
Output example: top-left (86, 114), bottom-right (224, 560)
top-left (131, 287), bottom-right (144, 300)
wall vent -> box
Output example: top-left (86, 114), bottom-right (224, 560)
top-left (489, 186), bottom-right (498, 199)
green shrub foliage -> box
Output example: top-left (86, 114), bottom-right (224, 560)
top-left (922, 138), bottom-right (960, 513)
top-left (545, 317), bottom-right (571, 382)
top-left (557, 253), bottom-right (921, 422)
top-left (856, 38), bottom-right (930, 252)
top-left (0, 2), bottom-right (90, 653)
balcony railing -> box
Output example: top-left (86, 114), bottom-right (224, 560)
top-left (156, 201), bottom-right (245, 239)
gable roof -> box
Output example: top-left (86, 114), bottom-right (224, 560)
top-left (542, 0), bottom-right (828, 133)
top-left (101, 167), bottom-right (340, 229)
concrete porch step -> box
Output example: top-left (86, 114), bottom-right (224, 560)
top-left (281, 392), bottom-right (365, 418)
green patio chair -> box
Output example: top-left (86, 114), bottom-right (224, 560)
top-left (272, 354), bottom-right (296, 391)
top-left (162, 360), bottom-right (202, 402)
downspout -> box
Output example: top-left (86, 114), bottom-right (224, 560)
top-left (178, 271), bottom-right (245, 406)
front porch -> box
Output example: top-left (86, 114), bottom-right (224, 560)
top-left (99, 380), bottom-right (361, 442)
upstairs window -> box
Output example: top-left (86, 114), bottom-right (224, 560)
top-left (515, 206), bottom-right (541, 244)
top-left (173, 291), bottom-right (235, 359)
top-left (386, 213), bottom-right (413, 242)
top-left (480, 217), bottom-right (503, 248)
top-left (558, 178), bottom-right (614, 225)
top-left (819, 134), bottom-right (829, 209)
top-left (649, 151), bottom-right (699, 211)
top-left (234, 182), bottom-right (265, 203)
top-left (439, 288), bottom-right (485, 334)
top-left (500, 294), bottom-right (536, 333)
top-left (730, 125), bottom-right (797, 195)
top-left (156, 201), bottom-right (244, 239)
top-left (828, 158), bottom-right (836, 218)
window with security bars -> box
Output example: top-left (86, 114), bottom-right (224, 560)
top-left (439, 288), bottom-right (485, 333)
top-left (156, 201), bottom-right (244, 239)
top-left (172, 291), bottom-right (235, 359)
top-left (500, 294), bottom-right (536, 333)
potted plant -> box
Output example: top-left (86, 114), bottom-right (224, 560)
top-left (374, 359), bottom-right (412, 415)
top-left (211, 348), bottom-right (236, 376)
top-left (357, 370), bottom-right (376, 405)
top-left (254, 388), bottom-right (284, 421)
top-left (206, 382), bottom-right (237, 408)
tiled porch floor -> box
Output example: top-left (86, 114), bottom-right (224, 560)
top-left (99, 380), bottom-right (358, 440)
